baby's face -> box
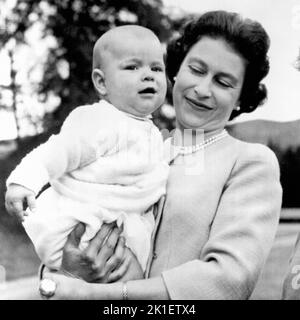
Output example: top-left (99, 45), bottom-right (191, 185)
top-left (100, 36), bottom-right (167, 117)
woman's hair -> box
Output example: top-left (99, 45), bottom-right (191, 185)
top-left (166, 10), bottom-right (270, 119)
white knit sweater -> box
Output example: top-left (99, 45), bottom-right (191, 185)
top-left (7, 100), bottom-right (169, 270)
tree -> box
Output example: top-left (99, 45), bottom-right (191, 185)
top-left (279, 147), bottom-right (300, 207)
top-left (1, 0), bottom-right (187, 134)
top-left (0, 46), bottom-right (22, 141)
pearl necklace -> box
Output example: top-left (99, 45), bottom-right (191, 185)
top-left (178, 129), bottom-right (228, 155)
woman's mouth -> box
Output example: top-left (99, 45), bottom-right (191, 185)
top-left (185, 97), bottom-right (213, 110)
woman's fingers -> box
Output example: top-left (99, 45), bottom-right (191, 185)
top-left (60, 222), bottom-right (123, 283)
top-left (100, 236), bottom-right (126, 277)
top-left (112, 236), bottom-right (126, 268)
top-left (65, 223), bottom-right (86, 248)
top-left (80, 225), bottom-right (122, 283)
top-left (95, 226), bottom-right (121, 263)
top-left (106, 237), bottom-right (127, 282)
top-left (107, 254), bottom-right (131, 283)
top-left (83, 223), bottom-right (117, 263)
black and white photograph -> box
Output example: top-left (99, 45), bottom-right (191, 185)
top-left (0, 0), bottom-right (300, 303)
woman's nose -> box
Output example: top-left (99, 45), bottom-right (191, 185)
top-left (194, 78), bottom-right (212, 98)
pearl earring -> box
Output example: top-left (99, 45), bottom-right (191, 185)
top-left (235, 106), bottom-right (241, 111)
top-left (173, 76), bottom-right (177, 82)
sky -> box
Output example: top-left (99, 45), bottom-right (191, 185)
top-left (1, 0), bottom-right (300, 140)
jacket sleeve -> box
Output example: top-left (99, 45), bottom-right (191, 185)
top-left (6, 106), bottom-right (113, 195)
top-left (161, 145), bottom-right (282, 299)
top-left (282, 232), bottom-right (300, 299)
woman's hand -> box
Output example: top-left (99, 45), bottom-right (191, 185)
top-left (107, 246), bottom-right (144, 283)
top-left (60, 222), bottom-right (127, 283)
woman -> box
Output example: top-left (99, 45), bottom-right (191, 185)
top-left (282, 233), bottom-right (300, 299)
top-left (41, 10), bottom-right (282, 300)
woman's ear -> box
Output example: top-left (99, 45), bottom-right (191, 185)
top-left (92, 68), bottom-right (107, 96)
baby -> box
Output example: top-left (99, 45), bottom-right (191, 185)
top-left (5, 25), bottom-right (168, 272)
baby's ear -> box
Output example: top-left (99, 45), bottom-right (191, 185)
top-left (92, 68), bottom-right (107, 96)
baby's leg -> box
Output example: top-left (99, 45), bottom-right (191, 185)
top-left (23, 189), bottom-right (82, 270)
top-left (121, 208), bottom-right (155, 272)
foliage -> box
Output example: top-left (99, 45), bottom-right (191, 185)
top-left (0, 0), bottom-right (189, 133)
top-left (278, 147), bottom-right (300, 207)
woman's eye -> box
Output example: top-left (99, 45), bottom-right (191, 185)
top-left (217, 79), bottom-right (233, 88)
top-left (189, 65), bottom-right (205, 74)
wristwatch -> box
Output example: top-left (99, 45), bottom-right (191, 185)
top-left (39, 278), bottom-right (56, 299)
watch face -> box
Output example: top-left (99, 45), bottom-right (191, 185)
top-left (39, 279), bottom-right (56, 298)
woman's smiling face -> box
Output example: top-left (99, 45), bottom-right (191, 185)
top-left (173, 36), bottom-right (246, 133)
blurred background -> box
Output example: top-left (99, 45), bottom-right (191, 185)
top-left (0, 0), bottom-right (300, 299)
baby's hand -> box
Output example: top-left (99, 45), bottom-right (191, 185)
top-left (5, 184), bottom-right (36, 222)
